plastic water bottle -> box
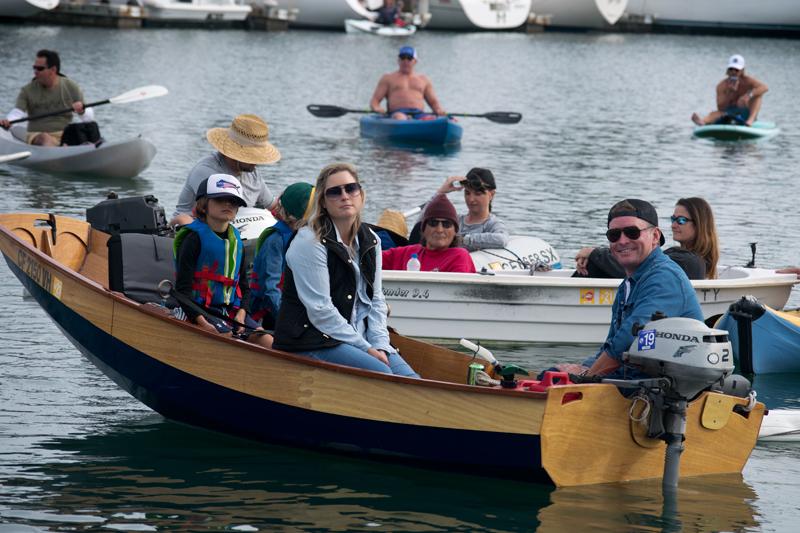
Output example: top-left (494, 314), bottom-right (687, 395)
top-left (406, 253), bottom-right (421, 272)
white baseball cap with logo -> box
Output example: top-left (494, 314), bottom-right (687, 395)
top-left (727, 54), bottom-right (745, 70)
top-left (196, 174), bottom-right (247, 207)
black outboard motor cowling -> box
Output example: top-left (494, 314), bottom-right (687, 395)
top-left (86, 195), bottom-right (170, 236)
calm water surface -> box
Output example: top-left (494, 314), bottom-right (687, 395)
top-left (1, 24), bottom-right (799, 531)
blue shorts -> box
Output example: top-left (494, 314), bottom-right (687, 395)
top-left (389, 108), bottom-right (435, 119)
top-left (718, 106), bottom-right (750, 124)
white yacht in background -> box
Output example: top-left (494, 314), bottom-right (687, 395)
top-left (141, 0), bottom-right (251, 22)
top-left (427, 0), bottom-right (530, 30)
top-left (529, 0), bottom-right (627, 29)
top-left (282, 0), bottom-right (371, 29)
top-left (623, 0), bottom-right (800, 33)
top-left (0, 0), bottom-right (59, 18)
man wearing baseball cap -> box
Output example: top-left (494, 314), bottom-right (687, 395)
top-left (560, 199), bottom-right (703, 378)
top-left (691, 54), bottom-right (769, 127)
top-left (369, 45), bottom-right (446, 120)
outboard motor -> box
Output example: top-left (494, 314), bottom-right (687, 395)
top-left (86, 194), bottom-right (171, 237)
top-left (603, 315), bottom-right (740, 491)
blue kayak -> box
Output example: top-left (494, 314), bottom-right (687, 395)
top-left (693, 121), bottom-right (779, 141)
top-left (359, 115), bottom-right (463, 146)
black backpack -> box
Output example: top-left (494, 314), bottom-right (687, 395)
top-left (61, 121), bottom-right (102, 146)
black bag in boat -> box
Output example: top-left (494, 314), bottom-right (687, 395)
top-left (87, 195), bottom-right (170, 236)
top-left (108, 232), bottom-right (177, 307)
top-left (60, 121), bottom-right (102, 146)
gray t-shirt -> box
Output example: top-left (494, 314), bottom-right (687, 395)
top-left (16, 77), bottom-right (84, 133)
top-left (458, 213), bottom-right (510, 251)
top-left (173, 152), bottom-right (275, 217)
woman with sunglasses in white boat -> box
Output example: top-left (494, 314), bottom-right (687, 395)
top-left (272, 162), bottom-right (419, 377)
top-left (382, 194), bottom-right (476, 273)
top-left (574, 197), bottom-right (718, 280)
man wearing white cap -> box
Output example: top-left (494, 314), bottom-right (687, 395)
top-left (691, 54), bottom-right (768, 127)
top-left (171, 114), bottom-right (281, 227)
top-left (369, 46), bottom-right (446, 120)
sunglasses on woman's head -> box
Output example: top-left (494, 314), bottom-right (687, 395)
top-left (606, 225), bottom-right (653, 243)
top-left (426, 218), bottom-right (454, 229)
top-left (670, 215), bottom-right (692, 225)
top-left (324, 182), bottom-right (362, 198)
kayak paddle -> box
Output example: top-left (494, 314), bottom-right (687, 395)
top-left (0, 151), bottom-right (32, 164)
top-left (307, 104), bottom-right (522, 124)
top-left (9, 85), bottom-right (169, 125)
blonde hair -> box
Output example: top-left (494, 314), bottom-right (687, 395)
top-left (307, 162), bottom-right (363, 245)
top-left (676, 197), bottom-right (719, 279)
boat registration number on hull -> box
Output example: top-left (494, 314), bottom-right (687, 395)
top-left (17, 250), bottom-right (62, 300)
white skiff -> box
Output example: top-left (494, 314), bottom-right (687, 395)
top-left (0, 126), bottom-right (156, 179)
top-left (344, 18), bottom-right (417, 35)
top-left (382, 266), bottom-right (797, 344)
top-left (0, 0), bottom-right (58, 18)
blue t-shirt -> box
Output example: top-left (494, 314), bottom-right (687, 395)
top-left (586, 247), bottom-right (704, 365)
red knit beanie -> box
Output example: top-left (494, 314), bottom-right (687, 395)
top-left (422, 194), bottom-right (458, 230)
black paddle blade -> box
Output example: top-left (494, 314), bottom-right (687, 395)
top-left (483, 111), bottom-right (522, 124)
top-left (307, 104), bottom-right (349, 118)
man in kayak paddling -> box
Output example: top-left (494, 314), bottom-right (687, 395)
top-left (558, 200), bottom-right (703, 378)
top-left (369, 46), bottom-right (446, 120)
top-left (171, 114), bottom-right (280, 227)
top-left (691, 54), bottom-right (768, 127)
top-left (0, 49), bottom-right (94, 146)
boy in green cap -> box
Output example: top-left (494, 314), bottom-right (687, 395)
top-left (249, 182), bottom-right (315, 328)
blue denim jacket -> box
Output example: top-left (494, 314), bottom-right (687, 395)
top-left (584, 247), bottom-right (704, 365)
top-left (285, 226), bottom-right (395, 354)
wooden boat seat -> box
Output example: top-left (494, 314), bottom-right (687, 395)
top-left (0, 214), bottom-right (91, 274)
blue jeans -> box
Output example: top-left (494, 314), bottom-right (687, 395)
top-left (303, 344), bottom-right (419, 378)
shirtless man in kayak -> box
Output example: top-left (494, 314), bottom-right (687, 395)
top-left (369, 46), bottom-right (446, 120)
top-left (691, 54), bottom-right (768, 127)
top-left (0, 49), bottom-right (93, 146)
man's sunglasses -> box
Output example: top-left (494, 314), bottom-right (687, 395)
top-left (33, 65), bottom-right (48, 72)
top-left (398, 54), bottom-right (414, 61)
top-left (426, 218), bottom-right (454, 229)
top-left (606, 225), bottom-right (653, 243)
top-left (324, 182), bottom-right (362, 198)
top-left (670, 215), bottom-right (692, 225)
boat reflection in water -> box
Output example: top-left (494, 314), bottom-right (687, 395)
top-left (4, 414), bottom-right (761, 532)
top-left (538, 475), bottom-right (760, 533)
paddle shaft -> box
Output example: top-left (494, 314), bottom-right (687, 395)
top-left (9, 98), bottom-right (110, 125)
top-left (307, 104), bottom-right (521, 124)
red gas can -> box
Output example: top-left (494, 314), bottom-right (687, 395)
top-left (516, 371), bottom-right (572, 392)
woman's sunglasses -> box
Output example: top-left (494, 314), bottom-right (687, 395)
top-left (606, 225), bottom-right (653, 243)
top-left (324, 182), bottom-right (362, 198)
top-left (426, 218), bottom-right (454, 229)
top-left (670, 215), bottom-right (692, 225)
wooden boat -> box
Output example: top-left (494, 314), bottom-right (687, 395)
top-left (0, 210), bottom-right (766, 486)
top-left (693, 121), bottom-right (779, 141)
top-left (382, 267), bottom-right (797, 344)
top-left (344, 18), bottom-right (417, 35)
top-left (0, 125), bottom-right (156, 179)
top-left (360, 115), bottom-right (463, 146)
top-left (715, 298), bottom-right (800, 374)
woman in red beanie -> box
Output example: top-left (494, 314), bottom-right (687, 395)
top-left (382, 194), bottom-right (476, 273)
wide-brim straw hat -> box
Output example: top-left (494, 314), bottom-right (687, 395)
top-left (206, 114), bottom-right (281, 165)
top-left (377, 209), bottom-right (409, 239)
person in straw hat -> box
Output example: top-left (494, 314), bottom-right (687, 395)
top-left (370, 208), bottom-right (409, 250)
top-left (171, 114), bottom-right (281, 227)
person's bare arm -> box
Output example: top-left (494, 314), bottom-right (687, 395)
top-left (369, 75), bottom-right (390, 114)
top-left (739, 77), bottom-right (768, 106)
top-left (715, 80), bottom-right (729, 111)
top-left (586, 351), bottom-right (621, 376)
top-left (423, 76), bottom-right (445, 116)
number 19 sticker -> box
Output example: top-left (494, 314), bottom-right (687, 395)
top-left (638, 329), bottom-right (656, 351)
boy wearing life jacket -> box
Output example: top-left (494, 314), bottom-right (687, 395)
top-left (249, 182), bottom-right (315, 328)
top-left (173, 173), bottom-right (273, 348)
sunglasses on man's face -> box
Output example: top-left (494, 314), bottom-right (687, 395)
top-left (606, 225), bottom-right (653, 243)
top-left (398, 54), bottom-right (414, 61)
top-left (426, 218), bottom-right (454, 229)
top-left (33, 65), bottom-right (48, 72)
top-left (324, 182), bottom-right (362, 198)
top-left (670, 215), bottom-right (692, 225)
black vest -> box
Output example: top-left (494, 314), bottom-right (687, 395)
top-left (273, 222), bottom-right (378, 352)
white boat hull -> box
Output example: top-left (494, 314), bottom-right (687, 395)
top-left (427, 0), bottom-right (531, 30)
top-left (344, 18), bottom-right (417, 36)
top-left (143, 0), bottom-right (251, 21)
top-left (530, 0), bottom-right (627, 29)
top-left (382, 267), bottom-right (797, 344)
top-left (279, 0), bottom-right (370, 29)
top-left (0, 0), bottom-right (58, 17)
top-left (624, 0), bottom-right (800, 32)
top-left (0, 127), bottom-right (156, 179)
